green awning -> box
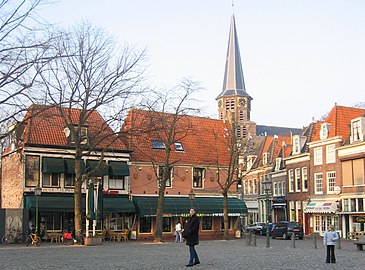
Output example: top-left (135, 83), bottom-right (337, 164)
top-left (25, 195), bottom-right (86, 212)
top-left (25, 195), bottom-right (135, 213)
top-left (64, 159), bottom-right (86, 174)
top-left (103, 196), bottom-right (135, 213)
top-left (109, 161), bottom-right (130, 176)
top-left (42, 157), bottom-right (64, 173)
top-left (133, 196), bottom-right (248, 217)
top-left (86, 160), bottom-right (108, 176)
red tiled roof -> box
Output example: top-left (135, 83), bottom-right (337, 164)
top-left (123, 109), bottom-right (232, 166)
top-left (312, 105), bottom-right (365, 141)
top-left (21, 105), bottom-right (126, 150)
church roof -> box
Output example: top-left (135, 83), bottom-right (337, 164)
top-left (216, 14), bottom-right (251, 100)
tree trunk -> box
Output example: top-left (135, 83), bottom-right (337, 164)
top-left (154, 189), bottom-right (165, 242)
top-left (74, 157), bottom-right (83, 244)
top-left (223, 191), bottom-right (229, 240)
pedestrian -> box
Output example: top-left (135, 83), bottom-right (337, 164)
top-left (323, 225), bottom-right (339, 263)
top-left (175, 221), bottom-right (182, 243)
top-left (182, 208), bottom-right (200, 267)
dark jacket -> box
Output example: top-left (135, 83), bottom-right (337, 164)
top-left (183, 214), bottom-right (199, 246)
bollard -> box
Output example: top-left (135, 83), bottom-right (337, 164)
top-left (253, 233), bottom-right (257, 247)
top-left (313, 234), bottom-right (317, 249)
top-left (291, 234), bottom-right (296, 248)
top-left (337, 236), bottom-right (341, 250)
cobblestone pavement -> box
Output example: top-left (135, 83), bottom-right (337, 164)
top-left (0, 236), bottom-right (363, 270)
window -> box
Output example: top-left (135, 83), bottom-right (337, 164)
top-left (295, 168), bottom-right (301, 192)
top-left (202, 216), bottom-right (212, 230)
top-left (326, 144), bottom-right (336, 164)
top-left (277, 182), bottom-right (282, 196)
top-left (109, 176), bottom-right (126, 190)
top-left (288, 169), bottom-right (294, 192)
top-left (237, 125), bottom-right (241, 138)
top-left (25, 155), bottom-right (40, 187)
top-left (243, 180), bottom-right (248, 195)
top-left (275, 158), bottom-right (282, 171)
top-left (225, 99), bottom-right (230, 110)
top-left (352, 120), bottom-right (361, 142)
top-left (302, 167), bottom-right (308, 191)
top-left (152, 140), bottom-right (165, 149)
top-left (43, 172), bottom-right (60, 187)
top-left (174, 142), bottom-right (184, 151)
top-left (315, 173), bottom-right (323, 194)
top-left (262, 153), bottom-right (268, 166)
top-left (68, 126), bottom-right (88, 144)
top-left (65, 173), bottom-right (75, 187)
top-left (139, 217), bottom-right (152, 233)
top-left (353, 159), bottom-right (365, 185)
top-left (158, 166), bottom-right (173, 187)
top-left (249, 179), bottom-right (253, 195)
top-left (293, 137), bottom-right (300, 154)
top-left (230, 98), bottom-right (235, 110)
top-left (342, 160), bottom-right (353, 186)
top-left (162, 217), bottom-right (171, 232)
top-left (247, 155), bottom-right (255, 171)
top-left (193, 168), bottom-right (205, 188)
top-left (239, 110), bottom-right (244, 121)
top-left (253, 179), bottom-right (257, 194)
top-left (242, 125), bottom-right (247, 138)
top-left (273, 182), bottom-right (278, 196)
top-left (314, 147), bottom-right (323, 165)
top-left (45, 212), bottom-right (62, 231)
top-left (326, 171), bottom-right (336, 193)
top-left (315, 215), bottom-right (320, 232)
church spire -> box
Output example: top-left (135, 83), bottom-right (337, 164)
top-left (216, 14), bottom-right (251, 100)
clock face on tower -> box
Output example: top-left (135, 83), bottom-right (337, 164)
top-left (239, 98), bottom-right (246, 107)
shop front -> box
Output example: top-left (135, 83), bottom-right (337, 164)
top-left (304, 201), bottom-right (339, 236)
top-left (24, 194), bottom-right (136, 240)
top-left (133, 196), bottom-right (248, 241)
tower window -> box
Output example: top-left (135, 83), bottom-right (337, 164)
top-left (242, 125), bottom-right (247, 138)
top-left (225, 99), bottom-right (230, 110)
top-left (239, 110), bottom-right (244, 121)
top-left (230, 99), bottom-right (235, 110)
top-left (237, 125), bottom-right (241, 138)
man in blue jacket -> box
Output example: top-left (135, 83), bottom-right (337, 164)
top-left (323, 225), bottom-right (339, 263)
top-left (183, 208), bottom-right (200, 267)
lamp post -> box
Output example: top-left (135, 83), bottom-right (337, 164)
top-left (263, 179), bottom-right (272, 248)
top-left (334, 186), bottom-right (342, 249)
top-left (34, 186), bottom-right (42, 235)
top-left (189, 191), bottom-right (195, 208)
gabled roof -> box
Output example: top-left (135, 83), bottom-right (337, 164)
top-left (216, 14), bottom-right (251, 100)
top-left (20, 105), bottom-right (127, 150)
top-left (122, 109), bottom-right (232, 166)
top-left (312, 105), bottom-right (365, 141)
top-left (256, 124), bottom-right (302, 136)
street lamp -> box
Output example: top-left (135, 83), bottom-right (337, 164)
top-left (188, 191), bottom-right (195, 208)
top-left (34, 186), bottom-right (42, 235)
top-left (263, 179), bottom-right (272, 248)
top-left (334, 186), bottom-right (342, 249)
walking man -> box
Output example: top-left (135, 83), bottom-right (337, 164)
top-left (323, 225), bottom-right (339, 263)
top-left (183, 208), bottom-right (200, 267)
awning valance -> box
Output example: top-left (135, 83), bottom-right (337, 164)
top-left (64, 159), bottom-right (86, 174)
top-left (304, 202), bottom-right (337, 214)
top-left (133, 196), bottom-right (248, 217)
top-left (109, 161), bottom-right (130, 176)
top-left (42, 157), bottom-right (64, 173)
top-left (103, 196), bottom-right (135, 213)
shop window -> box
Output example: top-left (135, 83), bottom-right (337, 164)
top-left (43, 172), bottom-right (60, 187)
top-left (193, 168), bottom-right (205, 188)
top-left (65, 173), bottom-right (75, 187)
top-left (220, 217), bottom-right (231, 229)
top-left (109, 176), bottom-right (126, 190)
top-left (314, 215), bottom-right (320, 232)
top-left (45, 212), bottom-right (62, 231)
top-left (202, 216), bottom-right (212, 230)
top-left (108, 213), bottom-right (130, 231)
top-left (163, 217), bottom-right (171, 232)
top-left (25, 155), bottom-right (40, 187)
top-left (139, 217), bottom-right (151, 233)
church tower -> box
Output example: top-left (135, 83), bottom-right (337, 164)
top-left (216, 14), bottom-right (256, 138)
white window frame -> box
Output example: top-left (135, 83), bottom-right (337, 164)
top-left (262, 153), bottom-right (268, 166)
top-left (326, 144), bottom-right (336, 164)
top-left (326, 171), bottom-right (336, 194)
top-left (295, 168), bottom-right (301, 192)
top-left (288, 169), bottom-right (294, 192)
top-left (273, 182), bottom-right (278, 196)
top-left (314, 172), bottom-right (323, 195)
top-left (314, 147), bottom-right (323, 166)
top-left (293, 136), bottom-right (300, 154)
top-left (253, 179), bottom-right (257, 194)
top-left (275, 158), bottom-right (282, 171)
top-left (302, 167), bottom-right (308, 191)
top-left (352, 120), bottom-right (361, 142)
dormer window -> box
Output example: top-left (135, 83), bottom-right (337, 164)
top-left (351, 117), bottom-right (365, 143)
top-left (320, 123), bottom-right (331, 140)
top-left (152, 140), bottom-right (165, 149)
top-left (174, 142), bottom-right (184, 151)
top-left (246, 155), bottom-right (256, 171)
top-left (65, 125), bottom-right (88, 145)
top-left (275, 158), bottom-right (282, 171)
top-left (293, 136), bottom-right (300, 154)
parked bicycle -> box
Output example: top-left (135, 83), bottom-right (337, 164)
top-left (213, 229), bottom-right (224, 239)
top-left (2, 229), bottom-right (27, 244)
top-left (25, 232), bottom-right (41, 246)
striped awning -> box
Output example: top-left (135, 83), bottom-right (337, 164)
top-left (304, 202), bottom-right (337, 214)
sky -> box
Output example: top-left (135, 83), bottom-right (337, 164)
top-left (37, 0), bottom-right (365, 128)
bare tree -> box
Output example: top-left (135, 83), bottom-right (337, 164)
top-left (39, 22), bottom-right (146, 242)
top-left (124, 79), bottom-right (201, 242)
top-left (0, 0), bottom-right (56, 144)
top-left (208, 112), bottom-right (255, 240)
